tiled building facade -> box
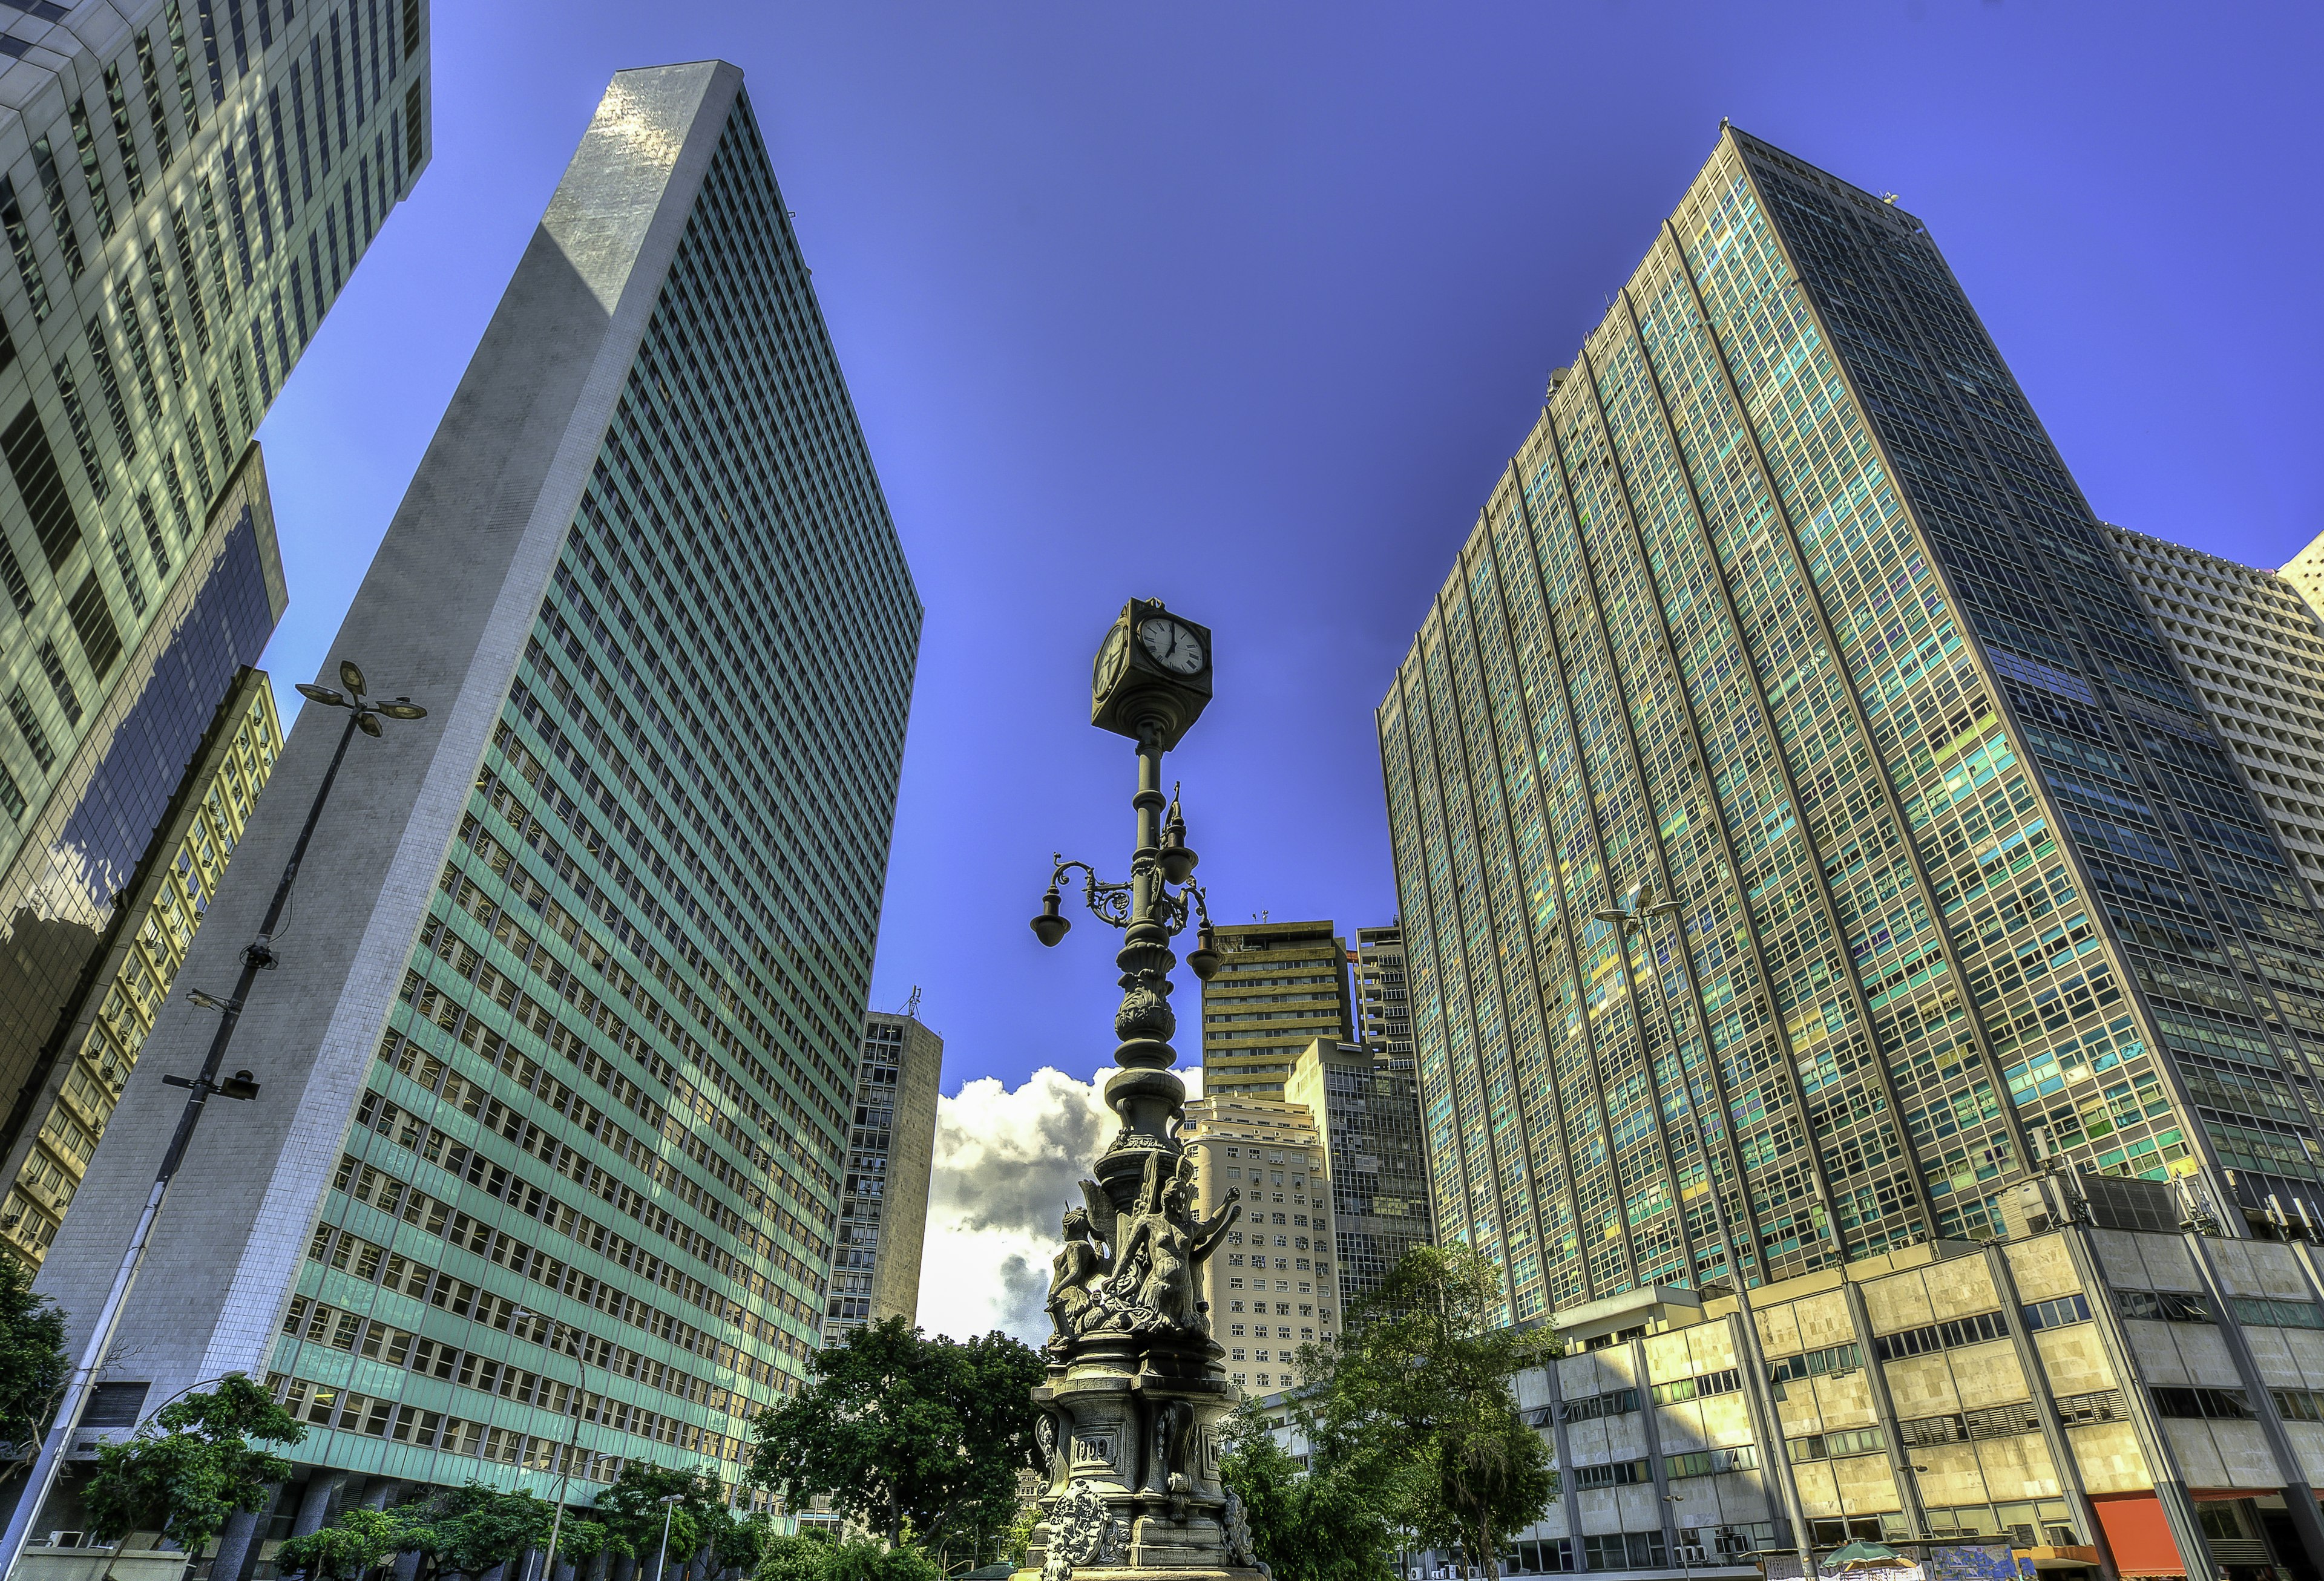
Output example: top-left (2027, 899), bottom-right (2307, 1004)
top-left (27, 62), bottom-right (917, 1555)
top-left (1201, 918), bottom-right (1353, 1101)
top-left (824, 1009), bottom-right (940, 1343)
top-left (0, 658), bottom-right (278, 1262)
top-left (0, 0), bottom-right (428, 1154)
top-left (1378, 124), bottom-right (2324, 1324)
top-left (1184, 1093), bottom-right (1338, 1397)
top-left (1285, 1036), bottom-right (1433, 1312)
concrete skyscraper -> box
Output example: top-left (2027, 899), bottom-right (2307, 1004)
top-left (1183, 1093), bottom-right (1338, 1399)
top-left (1381, 125), bottom-right (2324, 1323)
top-left (0, 0), bottom-right (430, 1234)
top-left (1200, 918), bottom-right (1353, 1100)
top-left (1350, 923), bottom-right (1411, 1065)
top-left (824, 1009), bottom-right (940, 1345)
top-left (24, 61), bottom-right (917, 1548)
top-left (1285, 1037), bottom-right (1433, 1312)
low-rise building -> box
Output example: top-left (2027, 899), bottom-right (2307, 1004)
top-left (1487, 1174), bottom-right (2324, 1580)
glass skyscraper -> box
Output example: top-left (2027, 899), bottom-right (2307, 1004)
top-left (1379, 125), bottom-right (2324, 1322)
top-left (29, 60), bottom-right (917, 1549)
top-left (0, 0), bottom-right (430, 1226)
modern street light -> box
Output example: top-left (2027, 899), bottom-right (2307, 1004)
top-left (510, 1309), bottom-right (590, 1581)
top-left (0, 660), bottom-right (425, 1580)
top-left (652, 1493), bottom-right (685, 1581)
top-left (1666, 1493), bottom-right (1693, 1581)
top-left (1596, 880), bottom-right (1820, 1581)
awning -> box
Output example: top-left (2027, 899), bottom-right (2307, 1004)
top-left (2092, 1494), bottom-right (2187, 1578)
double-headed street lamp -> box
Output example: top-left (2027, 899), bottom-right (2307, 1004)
top-left (0, 661), bottom-right (425, 1580)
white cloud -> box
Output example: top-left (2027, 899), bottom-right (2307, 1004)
top-left (917, 1062), bottom-right (1203, 1346)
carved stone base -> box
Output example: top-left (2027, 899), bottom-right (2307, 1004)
top-left (1026, 1331), bottom-right (1267, 1580)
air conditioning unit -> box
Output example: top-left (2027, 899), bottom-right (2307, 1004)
top-left (44, 1531), bottom-right (86, 1548)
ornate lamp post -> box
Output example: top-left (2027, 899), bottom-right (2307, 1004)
top-left (1018, 601), bottom-right (1266, 1581)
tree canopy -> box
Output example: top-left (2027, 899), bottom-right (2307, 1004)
top-left (1, 1251), bottom-right (67, 1490)
top-left (1218, 1407), bottom-right (1397, 1581)
top-left (1290, 1243), bottom-right (1557, 1580)
top-left (81, 1374), bottom-right (304, 1553)
top-left (747, 1318), bottom-right (1043, 1553)
top-left (591, 1460), bottom-right (726, 1574)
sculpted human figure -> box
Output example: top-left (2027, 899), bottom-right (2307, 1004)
top-left (1108, 1152), bottom-right (1239, 1333)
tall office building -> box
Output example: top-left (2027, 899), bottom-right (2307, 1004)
top-left (1285, 1036), bottom-right (1433, 1311)
top-left (1183, 1093), bottom-right (1338, 1398)
top-left (1379, 124), bottom-right (2324, 1324)
top-left (823, 1009), bottom-right (940, 1344)
top-left (0, 659), bottom-right (278, 1263)
top-left (28, 62), bottom-right (918, 1542)
top-left (1200, 918), bottom-right (1353, 1099)
top-left (1350, 923), bottom-right (1411, 1065)
top-left (2106, 526), bottom-right (2324, 908)
top-left (0, 0), bottom-right (430, 1202)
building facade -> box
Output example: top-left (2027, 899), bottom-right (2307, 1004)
top-left (1200, 918), bottom-right (1353, 1101)
top-left (1496, 1182), bottom-right (2324, 1581)
top-left (2106, 525), bottom-right (2324, 909)
top-left (25, 62), bottom-right (918, 1553)
top-left (1184, 1093), bottom-right (1339, 1397)
top-left (1379, 124), bottom-right (2324, 1326)
top-left (0, 656), bottom-right (278, 1263)
top-left (824, 1009), bottom-right (941, 1344)
top-left (1351, 922), bottom-right (1412, 1065)
top-left (1285, 1036), bottom-right (1433, 1312)
top-left (0, 0), bottom-right (428, 1194)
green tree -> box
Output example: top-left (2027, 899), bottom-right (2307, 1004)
top-left (822, 1541), bottom-right (939, 1581)
top-left (1218, 1408), bottom-right (1396, 1581)
top-left (1, 1251), bottom-right (67, 1492)
top-left (1294, 1244), bottom-right (1557, 1581)
top-left (748, 1319), bottom-right (1043, 1554)
top-left (754, 1532), bottom-right (833, 1581)
top-left (274, 1505), bottom-right (413, 1580)
top-left (591, 1462), bottom-right (723, 1577)
top-left (409, 1484), bottom-right (557, 1580)
top-left (81, 1373), bottom-right (304, 1554)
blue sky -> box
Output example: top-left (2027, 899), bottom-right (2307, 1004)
top-left (255, 2), bottom-right (2323, 1125)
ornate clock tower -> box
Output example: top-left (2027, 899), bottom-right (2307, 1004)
top-left (1017, 602), bottom-right (1269, 1581)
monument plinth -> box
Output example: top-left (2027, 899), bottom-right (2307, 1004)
top-left (1017, 602), bottom-right (1269, 1581)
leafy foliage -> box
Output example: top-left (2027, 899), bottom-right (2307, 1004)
top-left (1291, 1244), bottom-right (1557, 1580)
top-left (274, 1507), bottom-right (411, 1580)
top-left (1, 1251), bottom-right (67, 1487)
top-left (755, 1531), bottom-right (836, 1581)
top-left (591, 1460), bottom-right (724, 1570)
top-left (1218, 1407), bottom-right (1396, 1581)
top-left (748, 1318), bottom-right (1043, 1550)
top-left (750, 1535), bottom-right (939, 1581)
top-left (81, 1374), bottom-right (304, 1552)
top-left (407, 1484), bottom-right (558, 1579)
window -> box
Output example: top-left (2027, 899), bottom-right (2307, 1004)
top-left (1581, 1533), bottom-right (1665, 1570)
top-left (2274, 1389), bottom-right (2324, 1422)
top-left (1766, 1342), bottom-right (1862, 1383)
top-left (1558, 1387), bottom-right (1640, 1424)
top-left (2231, 1297), bottom-right (2324, 1330)
top-left (1569, 1459), bottom-right (1651, 1489)
top-left (1873, 1310), bottom-right (2009, 1360)
top-left (1666, 1446), bottom-right (1759, 1478)
top-left (1652, 1367), bottom-right (1742, 1404)
top-left (2021, 1293), bottom-right (2092, 1331)
top-left (2118, 1289), bottom-right (2211, 1323)
top-left (1788, 1427), bottom-right (1885, 1461)
top-left (2150, 1387), bottom-right (2252, 1420)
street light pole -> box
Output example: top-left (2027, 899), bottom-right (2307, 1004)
top-left (1596, 881), bottom-right (1819, 1581)
top-left (653, 1494), bottom-right (684, 1581)
top-left (0, 663), bottom-right (424, 1581)
top-left (512, 1311), bottom-right (589, 1581)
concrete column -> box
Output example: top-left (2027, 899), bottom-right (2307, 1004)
top-left (2061, 1225), bottom-right (2219, 1581)
top-left (363, 1481), bottom-right (402, 1511)
top-left (291, 1475), bottom-right (346, 1539)
top-left (393, 1546), bottom-right (425, 1581)
top-left (208, 1485), bottom-right (278, 1581)
top-left (1543, 1354), bottom-right (1584, 1573)
top-left (1839, 1279), bottom-right (1925, 1540)
top-left (1981, 1242), bottom-right (2119, 1581)
top-left (1633, 1334), bottom-right (1680, 1563)
top-left (2182, 1232), bottom-right (2324, 1581)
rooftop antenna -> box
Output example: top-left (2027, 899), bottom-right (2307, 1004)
top-left (902, 984), bottom-right (922, 1020)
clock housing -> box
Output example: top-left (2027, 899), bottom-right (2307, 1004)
top-left (1091, 598), bottom-right (1213, 748)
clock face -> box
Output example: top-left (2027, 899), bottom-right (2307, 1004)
top-left (1092, 625), bottom-right (1130, 699)
top-left (1138, 617), bottom-right (1206, 676)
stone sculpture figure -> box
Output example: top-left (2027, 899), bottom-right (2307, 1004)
top-left (1047, 1190), bottom-right (1115, 1343)
top-left (1103, 1151), bottom-right (1240, 1335)
top-left (1043, 1479), bottom-right (1126, 1581)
